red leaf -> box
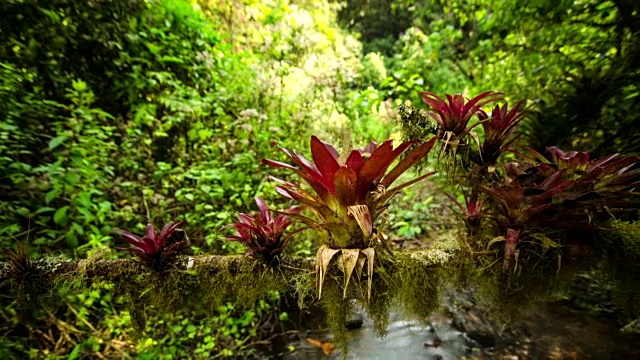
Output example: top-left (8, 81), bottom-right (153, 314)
top-left (345, 150), bottom-right (365, 172)
top-left (333, 166), bottom-right (358, 207)
top-left (382, 136), bottom-right (436, 188)
top-left (357, 140), bottom-right (411, 201)
top-left (255, 196), bottom-right (271, 223)
top-left (311, 136), bottom-right (341, 182)
top-left (157, 221), bottom-right (182, 248)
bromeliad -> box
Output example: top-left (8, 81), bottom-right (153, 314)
top-left (116, 221), bottom-right (188, 271)
top-left (444, 190), bottom-right (488, 234)
top-left (226, 196), bottom-right (305, 264)
top-left (476, 100), bottom-right (527, 168)
top-left (420, 91), bottom-right (503, 149)
top-left (263, 135), bottom-right (438, 299)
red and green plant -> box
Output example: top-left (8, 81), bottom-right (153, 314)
top-left (116, 221), bottom-right (188, 271)
top-left (476, 100), bottom-right (528, 168)
top-left (263, 135), bottom-right (438, 298)
top-left (482, 146), bottom-right (640, 270)
top-left (420, 91), bottom-right (503, 146)
top-left (444, 190), bottom-right (488, 235)
top-left (225, 196), bottom-right (304, 263)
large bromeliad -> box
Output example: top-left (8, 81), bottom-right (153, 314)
top-left (483, 146), bottom-right (640, 270)
top-left (263, 135), bottom-right (437, 298)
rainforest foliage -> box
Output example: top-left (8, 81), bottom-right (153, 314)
top-left (1, 0), bottom-right (639, 358)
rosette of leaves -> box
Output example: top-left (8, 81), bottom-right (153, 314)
top-left (484, 147), bottom-right (640, 270)
top-left (116, 221), bottom-right (188, 271)
top-left (444, 190), bottom-right (488, 235)
top-left (420, 91), bottom-right (503, 150)
top-left (476, 100), bottom-right (528, 169)
top-left (520, 147), bottom-right (640, 218)
top-left (225, 196), bottom-right (304, 264)
top-left (263, 135), bottom-right (438, 298)
top-left (482, 172), bottom-right (574, 270)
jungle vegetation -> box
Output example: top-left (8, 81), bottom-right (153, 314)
top-left (1, 0), bottom-right (639, 358)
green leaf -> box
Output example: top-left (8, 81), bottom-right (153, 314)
top-left (16, 207), bottom-right (30, 217)
top-left (72, 80), bottom-right (87, 92)
top-left (72, 222), bottom-right (85, 235)
top-left (54, 206), bottom-right (70, 226)
top-left (68, 345), bottom-right (81, 360)
top-left (45, 189), bottom-right (59, 204)
top-left (49, 135), bottom-right (68, 150)
top-left (159, 56), bottom-right (184, 64)
top-left (66, 231), bottom-right (78, 248)
top-left (35, 206), bottom-right (56, 215)
top-left (278, 312), bottom-right (289, 321)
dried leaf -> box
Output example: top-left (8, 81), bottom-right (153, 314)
top-left (347, 205), bottom-right (373, 238)
top-left (341, 249), bottom-right (360, 298)
top-left (361, 247), bottom-right (375, 300)
top-left (305, 338), bottom-right (336, 356)
top-left (316, 246), bottom-right (340, 299)
top-left (355, 254), bottom-right (366, 281)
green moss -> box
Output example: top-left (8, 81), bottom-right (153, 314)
top-left (391, 255), bottom-right (449, 319)
top-left (3, 255), bottom-right (73, 314)
top-left (363, 269), bottom-right (392, 336)
top-left (320, 278), bottom-right (353, 355)
top-left (604, 219), bottom-right (640, 259)
top-left (596, 220), bottom-right (640, 321)
top-left (451, 252), bottom-right (594, 323)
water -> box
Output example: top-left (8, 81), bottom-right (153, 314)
top-left (279, 291), bottom-right (640, 359)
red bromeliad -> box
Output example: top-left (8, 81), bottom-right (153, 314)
top-left (482, 175), bottom-right (573, 271)
top-left (444, 190), bottom-right (488, 234)
top-left (420, 91), bottom-right (503, 145)
top-left (477, 100), bottom-right (527, 167)
top-left (226, 196), bottom-right (304, 263)
top-left (263, 135), bottom-right (438, 298)
top-left (484, 146), bottom-right (640, 271)
top-left (524, 146), bottom-right (640, 204)
top-left (116, 221), bottom-right (188, 271)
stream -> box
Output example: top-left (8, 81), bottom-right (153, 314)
top-left (278, 289), bottom-right (640, 359)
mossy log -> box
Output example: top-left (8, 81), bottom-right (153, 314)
top-left (0, 249), bottom-right (455, 284)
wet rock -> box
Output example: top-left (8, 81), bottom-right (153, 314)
top-left (424, 337), bottom-right (443, 347)
top-left (451, 311), bottom-right (496, 348)
top-left (426, 324), bottom-right (436, 333)
top-left (345, 308), bottom-right (365, 330)
top-left (345, 317), bottom-right (364, 330)
top-left (466, 329), bottom-right (495, 348)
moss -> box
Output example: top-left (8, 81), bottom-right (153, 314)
top-left (603, 219), bottom-right (640, 259)
top-left (290, 270), bottom-right (316, 310)
top-left (4, 250), bottom-right (422, 358)
top-left (391, 255), bottom-right (449, 320)
top-left (320, 278), bottom-right (353, 356)
top-left (362, 268), bottom-right (392, 336)
top-left (2, 254), bottom-right (73, 314)
top-left (451, 251), bottom-right (595, 323)
top-left (596, 220), bottom-right (640, 321)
